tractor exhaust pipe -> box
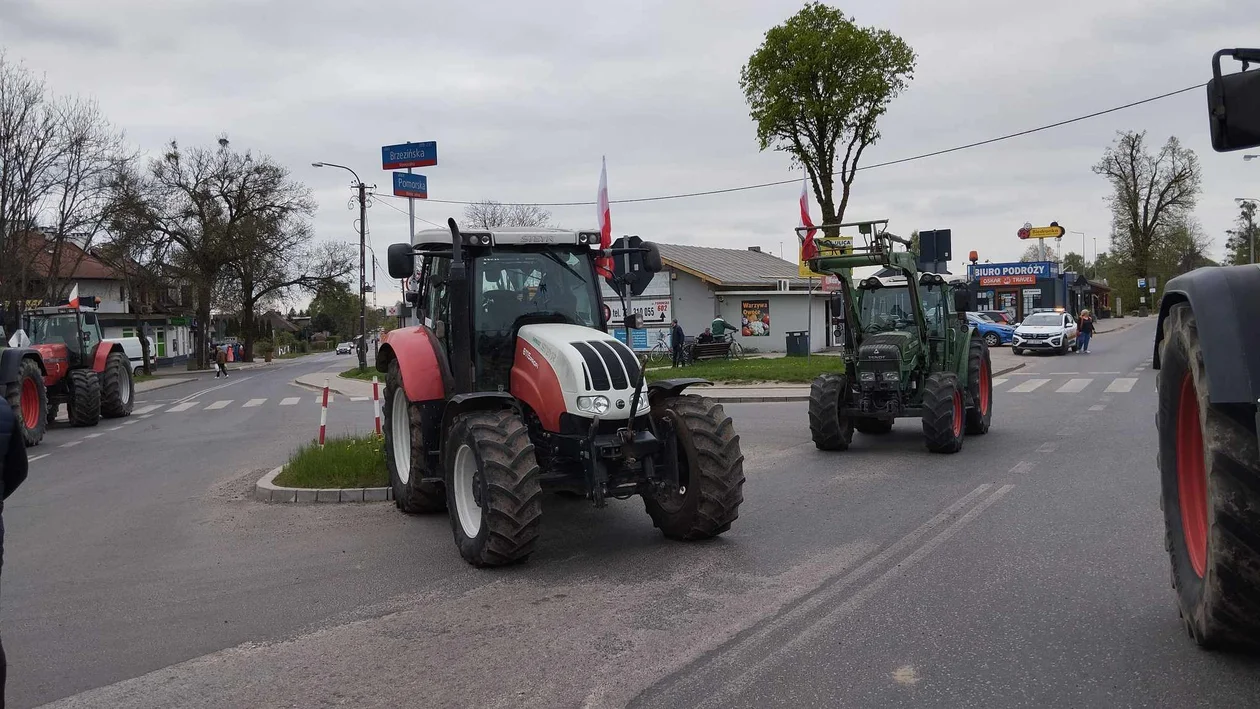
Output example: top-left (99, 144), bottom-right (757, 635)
top-left (447, 218), bottom-right (474, 394)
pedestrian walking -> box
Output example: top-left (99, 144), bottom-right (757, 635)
top-left (215, 344), bottom-right (229, 378)
top-left (1, 397), bottom-right (31, 704)
top-left (1078, 309), bottom-right (1096, 353)
top-left (671, 319), bottom-right (686, 368)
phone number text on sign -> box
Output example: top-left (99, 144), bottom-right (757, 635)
top-left (608, 298), bottom-right (671, 325)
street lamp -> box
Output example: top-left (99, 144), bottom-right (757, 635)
top-left (1069, 230), bottom-right (1086, 274)
top-left (313, 161), bottom-right (370, 372)
top-left (1235, 198), bottom-right (1259, 265)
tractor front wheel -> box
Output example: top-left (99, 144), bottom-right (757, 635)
top-left (965, 339), bottom-right (993, 435)
top-left (1158, 302), bottom-right (1260, 649)
top-left (445, 410), bottom-right (542, 567)
top-left (382, 362), bottom-right (445, 513)
top-left (67, 369), bottom-right (101, 427)
top-left (922, 372), bottom-right (965, 454)
top-left (645, 395), bottom-right (745, 540)
top-left (809, 374), bottom-right (855, 451)
top-left (5, 358), bottom-right (47, 446)
top-left (100, 351), bottom-right (134, 418)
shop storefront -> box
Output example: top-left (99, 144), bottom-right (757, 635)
top-left (968, 261), bottom-right (1064, 323)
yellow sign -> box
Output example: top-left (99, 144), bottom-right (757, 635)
top-left (798, 236), bottom-right (853, 277)
top-left (1020, 225), bottom-right (1066, 239)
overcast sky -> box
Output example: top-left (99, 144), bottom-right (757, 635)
top-left (2, 0), bottom-right (1255, 306)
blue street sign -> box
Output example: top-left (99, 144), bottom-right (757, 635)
top-left (393, 172), bottom-right (428, 199)
top-left (381, 141), bottom-right (437, 170)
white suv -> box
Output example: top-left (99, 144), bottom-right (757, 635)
top-left (1012, 311), bottom-right (1078, 356)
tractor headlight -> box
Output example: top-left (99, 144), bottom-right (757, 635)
top-left (881, 371), bottom-right (901, 382)
top-left (577, 395), bottom-right (610, 414)
top-left (859, 371), bottom-right (877, 382)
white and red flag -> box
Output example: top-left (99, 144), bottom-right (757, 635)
top-left (799, 173), bottom-right (818, 263)
top-left (67, 283), bottom-right (81, 309)
top-left (596, 156), bottom-right (613, 278)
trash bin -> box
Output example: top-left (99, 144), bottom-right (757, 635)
top-left (785, 331), bottom-right (810, 357)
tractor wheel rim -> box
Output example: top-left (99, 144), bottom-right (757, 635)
top-left (951, 390), bottom-right (963, 437)
top-left (118, 361), bottom-right (131, 405)
top-left (1176, 372), bottom-right (1209, 578)
top-left (979, 359), bottom-right (991, 416)
top-left (20, 378), bottom-right (40, 430)
top-left (391, 393), bottom-right (411, 484)
top-left (453, 444), bottom-right (482, 538)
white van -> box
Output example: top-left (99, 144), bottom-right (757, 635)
top-left (108, 336), bottom-right (152, 373)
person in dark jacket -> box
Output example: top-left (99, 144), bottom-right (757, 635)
top-left (0, 399), bottom-right (31, 703)
top-left (671, 319), bottom-right (686, 368)
top-left (1078, 309), bottom-right (1096, 353)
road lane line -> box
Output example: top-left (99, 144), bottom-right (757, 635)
top-left (1009, 378), bottom-right (1049, 393)
top-left (122, 420), bottom-right (137, 425)
top-left (172, 374), bottom-right (257, 405)
top-left (29, 454), bottom-right (49, 462)
top-left (1037, 442), bottom-right (1057, 453)
top-left (242, 398), bottom-right (267, 408)
top-left (1008, 461), bottom-right (1035, 475)
top-left (1056, 378), bottom-right (1092, 393)
top-left (166, 402), bottom-right (199, 413)
top-left (60, 441), bottom-right (81, 448)
top-left (83, 433), bottom-right (103, 439)
top-left (991, 378), bottom-right (1009, 388)
top-left (1105, 378), bottom-right (1137, 393)
top-left (132, 404), bottom-right (162, 415)
top-left (108, 426), bottom-right (123, 431)
top-left (280, 397), bottom-right (301, 406)
top-left (350, 396), bottom-right (369, 402)
top-left (1090, 404), bottom-right (1107, 411)
top-left (205, 400), bottom-right (232, 410)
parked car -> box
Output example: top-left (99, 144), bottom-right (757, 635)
top-left (966, 312), bottom-right (1015, 348)
top-left (335, 342), bottom-right (353, 355)
top-left (977, 309), bottom-right (1015, 326)
top-left (1012, 311), bottom-right (1079, 356)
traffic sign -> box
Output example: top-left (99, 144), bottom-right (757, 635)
top-left (392, 172), bottom-right (428, 199)
top-left (381, 141), bottom-right (437, 170)
top-left (1018, 222), bottom-right (1066, 239)
top-left (1138, 277), bottom-right (1147, 289)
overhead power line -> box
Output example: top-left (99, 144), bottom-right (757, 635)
top-left (372, 82), bottom-right (1204, 209)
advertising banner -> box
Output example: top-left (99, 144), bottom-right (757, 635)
top-left (798, 237), bottom-right (854, 278)
top-left (969, 261), bottom-right (1057, 286)
top-left (741, 300), bottom-right (771, 336)
top-left (607, 297), bottom-right (671, 327)
top-left (612, 327), bottom-right (668, 351)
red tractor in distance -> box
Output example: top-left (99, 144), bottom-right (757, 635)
top-left (2, 297), bottom-right (135, 446)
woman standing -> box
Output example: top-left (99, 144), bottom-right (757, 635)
top-left (1078, 309), bottom-right (1096, 353)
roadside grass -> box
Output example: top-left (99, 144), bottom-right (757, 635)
top-left (274, 435), bottom-right (389, 489)
top-left (132, 372), bottom-right (157, 383)
top-left (339, 366), bottom-right (383, 382)
top-left (645, 355), bottom-right (844, 384)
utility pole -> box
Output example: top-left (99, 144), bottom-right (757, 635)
top-left (313, 160), bottom-right (371, 371)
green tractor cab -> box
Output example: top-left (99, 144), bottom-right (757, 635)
top-left (802, 220), bottom-right (993, 453)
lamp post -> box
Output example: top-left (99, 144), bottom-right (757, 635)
top-left (1069, 230), bottom-right (1086, 274)
top-left (1235, 197), bottom-right (1259, 265)
top-left (313, 161), bottom-right (369, 372)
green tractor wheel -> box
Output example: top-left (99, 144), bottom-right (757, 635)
top-left (809, 374), bottom-right (855, 451)
top-left (964, 339), bottom-right (993, 435)
top-left (922, 372), bottom-right (965, 454)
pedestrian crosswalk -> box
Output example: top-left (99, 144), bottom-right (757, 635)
top-left (129, 394), bottom-right (378, 416)
top-left (993, 373), bottom-right (1145, 396)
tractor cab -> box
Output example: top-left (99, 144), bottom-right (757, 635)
top-left (22, 305), bottom-right (104, 368)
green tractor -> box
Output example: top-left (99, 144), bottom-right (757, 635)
top-left (804, 220), bottom-right (992, 453)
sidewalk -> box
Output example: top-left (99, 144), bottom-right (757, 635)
top-left (1093, 318), bottom-right (1139, 334)
top-left (295, 372), bottom-right (377, 398)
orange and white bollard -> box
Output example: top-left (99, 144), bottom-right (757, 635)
top-left (319, 378), bottom-right (329, 448)
top-left (372, 376), bottom-right (382, 438)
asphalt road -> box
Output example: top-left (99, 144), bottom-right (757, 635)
top-left (7, 321), bottom-right (1259, 708)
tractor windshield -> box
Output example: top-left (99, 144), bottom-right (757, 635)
top-left (26, 313), bottom-right (82, 348)
top-left (857, 285), bottom-right (945, 336)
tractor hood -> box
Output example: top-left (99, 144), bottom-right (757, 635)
top-left (515, 323), bottom-right (649, 423)
top-left (857, 331), bottom-right (921, 364)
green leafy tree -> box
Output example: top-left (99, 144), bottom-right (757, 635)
top-left (740, 3), bottom-right (915, 233)
top-left (307, 282), bottom-right (358, 341)
top-left (1062, 252), bottom-right (1085, 274)
top-left (1225, 199), bottom-right (1257, 266)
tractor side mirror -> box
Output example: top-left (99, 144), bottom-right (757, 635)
top-left (642, 242), bottom-right (664, 273)
top-left (387, 243), bottom-right (416, 279)
top-left (1208, 49), bottom-right (1260, 152)
top-left (403, 290), bottom-right (420, 305)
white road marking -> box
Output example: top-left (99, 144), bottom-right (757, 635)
top-left (350, 396), bottom-right (369, 402)
top-left (60, 441), bottom-right (81, 448)
top-left (205, 400), bottom-right (233, 410)
top-left (243, 398), bottom-right (267, 408)
top-left (1037, 442), bottom-right (1057, 453)
top-left (1008, 461), bottom-right (1035, 475)
top-left (139, 414), bottom-right (153, 419)
top-left (280, 397), bottom-right (301, 406)
top-left (108, 426), bottom-right (123, 431)
top-left (83, 433), bottom-right (103, 439)
top-left (991, 378), bottom-right (1009, 388)
top-left (1049, 372), bottom-right (1079, 375)
top-left (166, 402), bottom-right (199, 413)
top-left (1088, 371), bottom-right (1122, 375)
top-left (122, 420), bottom-right (137, 425)
top-left (1133, 367), bottom-right (1147, 373)
top-left (1056, 378), bottom-right (1092, 393)
top-left (1106, 378), bottom-right (1138, 393)
top-left (132, 404), bottom-right (162, 415)
top-left (29, 454), bottom-right (50, 463)
top-left (1090, 404), bottom-right (1107, 411)
top-left (1009, 378), bottom-right (1050, 393)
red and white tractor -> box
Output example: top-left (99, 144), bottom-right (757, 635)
top-left (378, 219), bottom-right (745, 567)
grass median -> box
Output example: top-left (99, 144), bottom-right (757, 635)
top-left (645, 355), bottom-right (844, 384)
top-left (274, 435), bottom-right (390, 489)
top-left (339, 366), bottom-right (383, 382)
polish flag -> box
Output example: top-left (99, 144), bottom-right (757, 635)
top-left (595, 157), bottom-right (613, 278)
top-left (67, 283), bottom-right (80, 309)
top-left (799, 173), bottom-right (818, 263)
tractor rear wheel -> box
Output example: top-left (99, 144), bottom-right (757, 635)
top-left (100, 351), bottom-right (134, 418)
top-left (5, 358), bottom-right (47, 446)
top-left (383, 362), bottom-right (445, 513)
top-left (1158, 302), bottom-right (1260, 649)
top-left (964, 339), bottom-right (993, 435)
top-left (644, 395), bottom-right (745, 540)
top-left (809, 374), bottom-right (855, 451)
top-left (67, 368), bottom-right (101, 427)
top-left (854, 418), bottom-right (893, 435)
top-left (445, 410), bottom-right (542, 567)
top-left (922, 372), bottom-right (965, 454)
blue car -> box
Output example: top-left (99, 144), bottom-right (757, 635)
top-left (966, 312), bottom-right (1015, 347)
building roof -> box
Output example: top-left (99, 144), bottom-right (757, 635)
top-left (12, 230), bottom-right (122, 281)
top-left (656, 243), bottom-right (814, 288)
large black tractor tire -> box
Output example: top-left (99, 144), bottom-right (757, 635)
top-left (809, 374), bottom-right (855, 451)
top-left (922, 372), bottom-right (965, 454)
top-left (1157, 302), bottom-right (1260, 649)
top-left (100, 351), bottom-right (134, 418)
top-left (67, 368), bottom-right (101, 427)
top-left (5, 357), bottom-right (47, 446)
top-left (854, 418), bottom-right (894, 435)
top-left (645, 395), bottom-right (745, 540)
top-left (444, 410), bottom-right (542, 567)
top-left (382, 362), bottom-right (445, 514)
top-left (964, 339), bottom-right (993, 436)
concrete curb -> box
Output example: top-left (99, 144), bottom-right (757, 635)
top-left (292, 375), bottom-right (373, 398)
top-left (254, 466), bottom-right (392, 504)
top-left (134, 377), bottom-right (194, 394)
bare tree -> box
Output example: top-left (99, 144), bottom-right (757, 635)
top-left (1092, 131), bottom-right (1201, 284)
top-left (462, 200), bottom-right (552, 228)
top-left (1019, 243), bottom-right (1059, 263)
